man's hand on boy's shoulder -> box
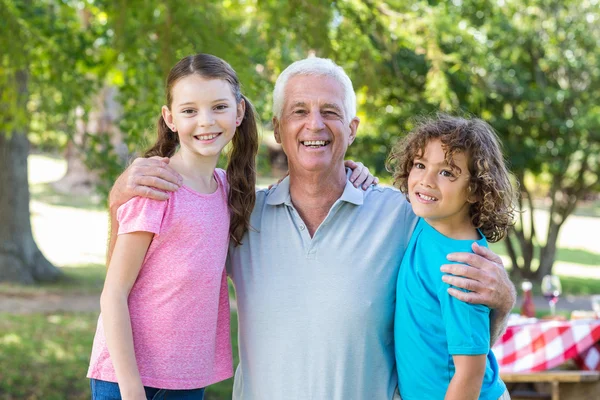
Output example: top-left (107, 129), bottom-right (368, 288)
top-left (109, 157), bottom-right (183, 209)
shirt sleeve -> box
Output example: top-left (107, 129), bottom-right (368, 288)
top-left (438, 280), bottom-right (491, 356)
top-left (116, 196), bottom-right (168, 236)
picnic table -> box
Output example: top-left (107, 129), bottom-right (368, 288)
top-left (491, 317), bottom-right (600, 399)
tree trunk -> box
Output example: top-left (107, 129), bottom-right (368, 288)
top-left (0, 69), bottom-right (61, 284)
top-left (0, 133), bottom-right (62, 283)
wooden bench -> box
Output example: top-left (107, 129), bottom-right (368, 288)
top-left (501, 371), bottom-right (600, 400)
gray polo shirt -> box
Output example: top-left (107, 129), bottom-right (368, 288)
top-left (228, 174), bottom-right (418, 400)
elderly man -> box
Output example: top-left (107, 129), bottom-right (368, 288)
top-left (109, 57), bottom-right (515, 399)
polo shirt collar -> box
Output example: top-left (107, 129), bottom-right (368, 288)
top-left (266, 169), bottom-right (364, 206)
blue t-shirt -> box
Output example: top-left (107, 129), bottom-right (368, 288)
top-left (394, 218), bottom-right (506, 400)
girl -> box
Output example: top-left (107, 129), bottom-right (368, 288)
top-left (387, 114), bottom-right (515, 400)
top-left (87, 53), bottom-right (258, 399)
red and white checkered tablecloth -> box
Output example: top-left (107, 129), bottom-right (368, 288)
top-left (491, 319), bottom-right (600, 372)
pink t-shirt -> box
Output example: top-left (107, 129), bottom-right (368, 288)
top-left (87, 169), bottom-right (232, 389)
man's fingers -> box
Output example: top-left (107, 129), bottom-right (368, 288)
top-left (447, 288), bottom-right (480, 304)
top-left (348, 162), bottom-right (364, 183)
top-left (354, 166), bottom-right (370, 188)
top-left (446, 251), bottom-right (486, 270)
top-left (442, 273), bottom-right (482, 291)
top-left (133, 185), bottom-right (170, 201)
top-left (135, 175), bottom-right (180, 192)
top-left (472, 242), bottom-right (503, 265)
top-left (440, 262), bottom-right (483, 279)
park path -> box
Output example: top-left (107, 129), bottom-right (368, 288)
top-left (0, 292), bottom-right (239, 314)
top-left (0, 290), bottom-right (590, 315)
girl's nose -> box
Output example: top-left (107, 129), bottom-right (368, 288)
top-left (198, 111), bottom-right (215, 127)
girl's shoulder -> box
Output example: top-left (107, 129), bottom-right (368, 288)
top-left (214, 168), bottom-right (229, 193)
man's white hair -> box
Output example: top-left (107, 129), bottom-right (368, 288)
top-left (272, 57), bottom-right (357, 122)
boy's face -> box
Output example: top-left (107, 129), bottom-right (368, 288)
top-left (407, 139), bottom-right (475, 235)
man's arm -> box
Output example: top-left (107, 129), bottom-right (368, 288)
top-left (106, 157), bottom-right (182, 265)
top-left (440, 242), bottom-right (516, 345)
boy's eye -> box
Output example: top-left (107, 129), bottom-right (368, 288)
top-left (440, 170), bottom-right (455, 178)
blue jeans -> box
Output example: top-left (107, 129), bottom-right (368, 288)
top-left (90, 379), bottom-right (205, 400)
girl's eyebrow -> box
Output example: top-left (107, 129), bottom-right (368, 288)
top-left (176, 99), bottom-right (232, 107)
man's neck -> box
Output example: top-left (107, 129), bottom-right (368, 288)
top-left (288, 166), bottom-right (347, 236)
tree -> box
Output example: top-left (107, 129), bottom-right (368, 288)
top-left (0, 0), bottom-right (99, 283)
top-left (453, 0), bottom-right (600, 279)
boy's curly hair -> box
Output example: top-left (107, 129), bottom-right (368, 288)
top-left (386, 114), bottom-right (516, 242)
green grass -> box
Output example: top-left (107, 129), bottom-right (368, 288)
top-left (0, 313), bottom-right (97, 400)
top-left (489, 242), bottom-right (600, 268)
top-left (0, 311), bottom-right (239, 400)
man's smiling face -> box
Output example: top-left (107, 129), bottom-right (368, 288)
top-left (273, 74), bottom-right (359, 175)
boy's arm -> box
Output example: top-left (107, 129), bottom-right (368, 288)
top-left (106, 157), bottom-right (181, 265)
top-left (445, 355), bottom-right (487, 400)
top-left (100, 231), bottom-right (153, 400)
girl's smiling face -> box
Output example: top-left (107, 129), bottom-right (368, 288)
top-left (162, 75), bottom-right (244, 161)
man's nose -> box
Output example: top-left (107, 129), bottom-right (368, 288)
top-left (307, 111), bottom-right (325, 131)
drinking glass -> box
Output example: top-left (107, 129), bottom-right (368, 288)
top-left (591, 295), bottom-right (600, 318)
top-left (541, 275), bottom-right (562, 316)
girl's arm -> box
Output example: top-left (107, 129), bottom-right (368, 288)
top-left (445, 355), bottom-right (487, 400)
top-left (100, 231), bottom-right (153, 400)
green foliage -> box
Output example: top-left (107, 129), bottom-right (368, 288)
top-left (2, 0), bottom-right (598, 274)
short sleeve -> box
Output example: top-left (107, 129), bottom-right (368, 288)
top-left (215, 168), bottom-right (229, 195)
top-left (116, 196), bottom-right (168, 235)
top-left (438, 282), bottom-right (491, 356)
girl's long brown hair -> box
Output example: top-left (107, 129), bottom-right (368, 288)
top-left (145, 54), bottom-right (258, 245)
top-left (386, 114), bottom-right (516, 243)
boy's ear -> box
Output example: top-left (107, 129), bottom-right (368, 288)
top-left (467, 186), bottom-right (478, 203)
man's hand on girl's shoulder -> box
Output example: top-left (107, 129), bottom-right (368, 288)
top-left (110, 157), bottom-right (183, 209)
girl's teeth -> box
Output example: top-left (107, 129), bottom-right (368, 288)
top-left (196, 134), bottom-right (218, 140)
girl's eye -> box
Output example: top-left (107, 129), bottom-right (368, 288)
top-left (182, 109), bottom-right (195, 114)
top-left (440, 170), bottom-right (455, 178)
top-left (215, 104), bottom-right (228, 110)
top-left (413, 162), bottom-right (425, 169)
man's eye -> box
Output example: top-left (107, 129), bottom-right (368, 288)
top-left (294, 109), bottom-right (307, 114)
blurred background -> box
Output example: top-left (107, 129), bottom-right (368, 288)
top-left (0, 0), bottom-right (599, 398)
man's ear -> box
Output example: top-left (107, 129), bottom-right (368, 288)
top-left (348, 116), bottom-right (360, 145)
top-left (273, 116), bottom-right (281, 144)
top-left (162, 105), bottom-right (175, 131)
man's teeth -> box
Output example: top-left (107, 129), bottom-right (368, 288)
top-left (195, 133), bottom-right (219, 140)
top-left (303, 140), bottom-right (328, 147)
top-left (418, 193), bottom-right (437, 201)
